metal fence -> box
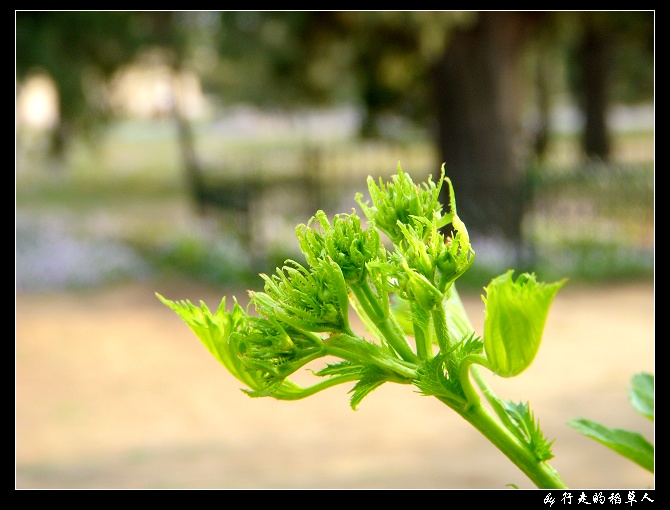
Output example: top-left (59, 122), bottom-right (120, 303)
top-left (194, 140), bottom-right (654, 278)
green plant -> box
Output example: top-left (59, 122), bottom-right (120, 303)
top-left (568, 372), bottom-right (654, 473)
top-left (157, 164), bottom-right (653, 489)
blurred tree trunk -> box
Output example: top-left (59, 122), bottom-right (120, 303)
top-left (145, 11), bottom-right (208, 215)
top-left (579, 16), bottom-right (612, 161)
top-left (430, 12), bottom-right (537, 262)
top-left (170, 69), bottom-right (206, 215)
top-left (532, 47), bottom-right (552, 162)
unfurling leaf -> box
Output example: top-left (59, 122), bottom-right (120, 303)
top-left (482, 271), bottom-right (566, 377)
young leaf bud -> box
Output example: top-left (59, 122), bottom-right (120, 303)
top-left (482, 271), bottom-right (566, 377)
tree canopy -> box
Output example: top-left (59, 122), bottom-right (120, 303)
top-left (16, 10), bottom-right (654, 253)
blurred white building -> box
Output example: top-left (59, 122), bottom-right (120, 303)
top-left (16, 64), bottom-right (210, 131)
top-left (15, 73), bottom-right (59, 129)
top-left (107, 64), bottom-right (210, 120)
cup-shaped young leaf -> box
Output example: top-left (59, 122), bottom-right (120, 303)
top-left (296, 210), bottom-right (382, 285)
top-left (482, 271), bottom-right (566, 377)
top-left (356, 163), bottom-right (448, 244)
top-left (253, 258), bottom-right (353, 335)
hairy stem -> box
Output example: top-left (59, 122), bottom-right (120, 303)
top-left (438, 396), bottom-right (568, 489)
top-left (431, 306), bottom-right (452, 354)
top-left (350, 282), bottom-right (419, 363)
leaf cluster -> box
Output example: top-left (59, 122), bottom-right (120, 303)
top-left (158, 163), bottom-right (649, 489)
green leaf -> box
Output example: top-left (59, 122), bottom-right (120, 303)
top-left (413, 346), bottom-right (475, 405)
top-left (567, 418), bottom-right (654, 473)
top-left (482, 271), bottom-right (566, 377)
top-left (413, 355), bottom-right (464, 404)
top-left (313, 362), bottom-right (390, 410)
top-left (348, 368), bottom-right (389, 410)
top-left (630, 372), bottom-right (654, 421)
top-left (315, 360), bottom-right (364, 378)
top-left (502, 400), bottom-right (555, 462)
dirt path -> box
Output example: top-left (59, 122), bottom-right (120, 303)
top-left (16, 279), bottom-right (655, 489)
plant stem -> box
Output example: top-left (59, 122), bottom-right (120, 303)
top-left (350, 282), bottom-right (418, 363)
top-left (439, 396), bottom-right (568, 489)
top-left (413, 317), bottom-right (430, 360)
top-left (431, 306), bottom-right (452, 354)
top-left (274, 374), bottom-right (364, 400)
top-left (325, 333), bottom-right (418, 380)
top-left (409, 301), bottom-right (433, 360)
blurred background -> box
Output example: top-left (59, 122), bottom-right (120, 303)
top-left (16, 11), bottom-right (654, 489)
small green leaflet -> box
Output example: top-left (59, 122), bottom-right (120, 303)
top-left (568, 371), bottom-right (654, 473)
top-left (630, 372), bottom-right (654, 421)
top-left (567, 418), bottom-right (654, 473)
